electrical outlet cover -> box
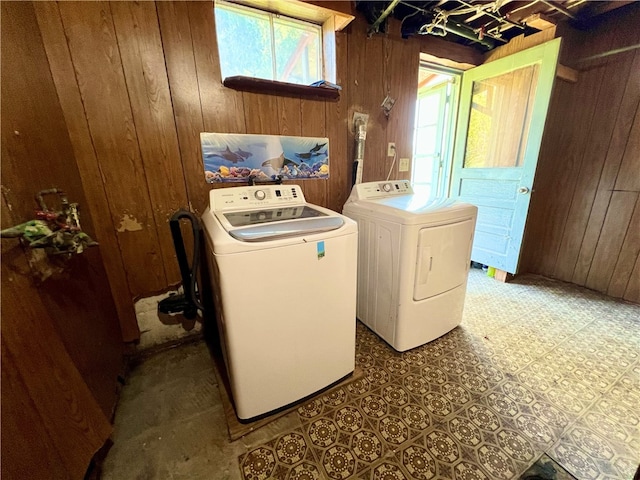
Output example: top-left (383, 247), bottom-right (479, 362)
top-left (399, 158), bottom-right (410, 172)
top-left (387, 143), bottom-right (396, 157)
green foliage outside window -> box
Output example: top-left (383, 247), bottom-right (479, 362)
top-left (215, 2), bottom-right (322, 85)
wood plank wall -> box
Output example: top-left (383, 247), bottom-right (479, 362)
top-left (521, 3), bottom-right (640, 303)
top-left (1, 3), bottom-right (122, 477)
top-left (25, 1), bottom-right (473, 340)
top-left (1, 0), bottom-right (125, 415)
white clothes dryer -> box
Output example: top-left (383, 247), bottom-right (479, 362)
top-left (343, 180), bottom-right (477, 352)
top-left (202, 184), bottom-right (357, 420)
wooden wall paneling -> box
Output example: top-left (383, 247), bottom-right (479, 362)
top-left (607, 195), bottom-right (640, 298)
top-left (524, 30), bottom-right (609, 276)
top-left (157, 1), bottom-right (209, 214)
top-left (1, 2), bottom-right (85, 225)
top-left (32, 1), bottom-right (139, 342)
top-left (363, 31), bottom-right (387, 183)
top-left (624, 254), bottom-right (640, 303)
top-left (188, 1), bottom-right (246, 135)
top-left (36, 250), bottom-right (125, 417)
top-left (241, 92), bottom-right (281, 192)
top-left (346, 17), bottom-right (367, 186)
top-left (385, 19), bottom-right (420, 182)
top-left (383, 24), bottom-right (397, 182)
top-left (398, 48), bottom-right (419, 182)
top-left (300, 99), bottom-right (327, 207)
top-left (297, 98), bottom-right (328, 206)
top-left (1, 257), bottom-right (113, 479)
top-left (243, 92), bottom-right (280, 134)
top-left (1, 195), bottom-right (112, 479)
top-left (0, 187), bottom-right (69, 480)
top-left (541, 31), bottom-right (613, 279)
top-left (553, 26), bottom-right (636, 282)
top-left (584, 191), bottom-right (638, 292)
top-left (327, 29), bottom-right (350, 212)
top-left (58, 1), bottom-right (167, 297)
top-left (614, 101), bottom-right (640, 192)
top-left (278, 97), bottom-right (302, 136)
top-left (276, 95), bottom-right (322, 204)
top-left (345, 16), bottom-right (387, 184)
top-left (1, 182), bottom-right (125, 410)
top-left (2, 192), bottom-right (123, 418)
top-left (110, 1), bottom-right (189, 286)
top-left (2, 1), bottom-right (125, 416)
top-left (1, 338), bottom-right (69, 480)
top-left (571, 55), bottom-right (640, 285)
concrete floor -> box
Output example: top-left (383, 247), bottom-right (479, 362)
top-left (102, 270), bottom-right (640, 479)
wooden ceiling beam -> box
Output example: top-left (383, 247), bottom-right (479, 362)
top-left (419, 34), bottom-right (483, 68)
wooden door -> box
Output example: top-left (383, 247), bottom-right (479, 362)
top-left (450, 39), bottom-right (560, 273)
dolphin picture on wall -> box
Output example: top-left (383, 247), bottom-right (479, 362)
top-left (201, 132), bottom-right (330, 183)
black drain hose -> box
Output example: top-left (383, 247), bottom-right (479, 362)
top-left (158, 210), bottom-right (204, 319)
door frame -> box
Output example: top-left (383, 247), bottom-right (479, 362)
top-left (412, 62), bottom-right (462, 198)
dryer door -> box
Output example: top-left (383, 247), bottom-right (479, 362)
top-left (414, 219), bottom-right (474, 300)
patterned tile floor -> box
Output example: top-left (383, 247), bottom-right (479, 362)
top-left (102, 270), bottom-right (640, 480)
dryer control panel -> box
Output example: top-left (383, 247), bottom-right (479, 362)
top-left (349, 180), bottom-right (413, 200)
top-left (210, 185), bottom-right (306, 211)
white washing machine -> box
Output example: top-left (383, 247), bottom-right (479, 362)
top-left (202, 184), bottom-right (357, 420)
top-left (343, 180), bottom-right (477, 352)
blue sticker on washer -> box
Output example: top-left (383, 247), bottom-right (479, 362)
top-left (317, 241), bottom-right (325, 259)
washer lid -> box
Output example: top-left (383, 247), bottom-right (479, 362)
top-left (217, 204), bottom-right (345, 242)
top-left (229, 216), bottom-right (344, 242)
top-left (223, 205), bottom-right (326, 227)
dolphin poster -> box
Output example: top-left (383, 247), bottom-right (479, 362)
top-left (201, 132), bottom-right (329, 183)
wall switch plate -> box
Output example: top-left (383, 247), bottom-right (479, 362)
top-left (387, 143), bottom-right (396, 157)
top-left (399, 158), bottom-right (410, 172)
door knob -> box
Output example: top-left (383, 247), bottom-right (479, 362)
top-left (518, 186), bottom-right (530, 194)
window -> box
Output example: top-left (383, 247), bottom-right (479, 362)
top-left (462, 65), bottom-right (539, 169)
top-left (215, 1), bottom-right (323, 86)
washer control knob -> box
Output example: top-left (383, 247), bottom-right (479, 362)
top-left (382, 183), bottom-right (392, 192)
top-left (254, 190), bottom-right (266, 200)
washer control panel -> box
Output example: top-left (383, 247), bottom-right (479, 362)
top-left (210, 185), bottom-right (305, 211)
top-left (350, 180), bottom-right (413, 200)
